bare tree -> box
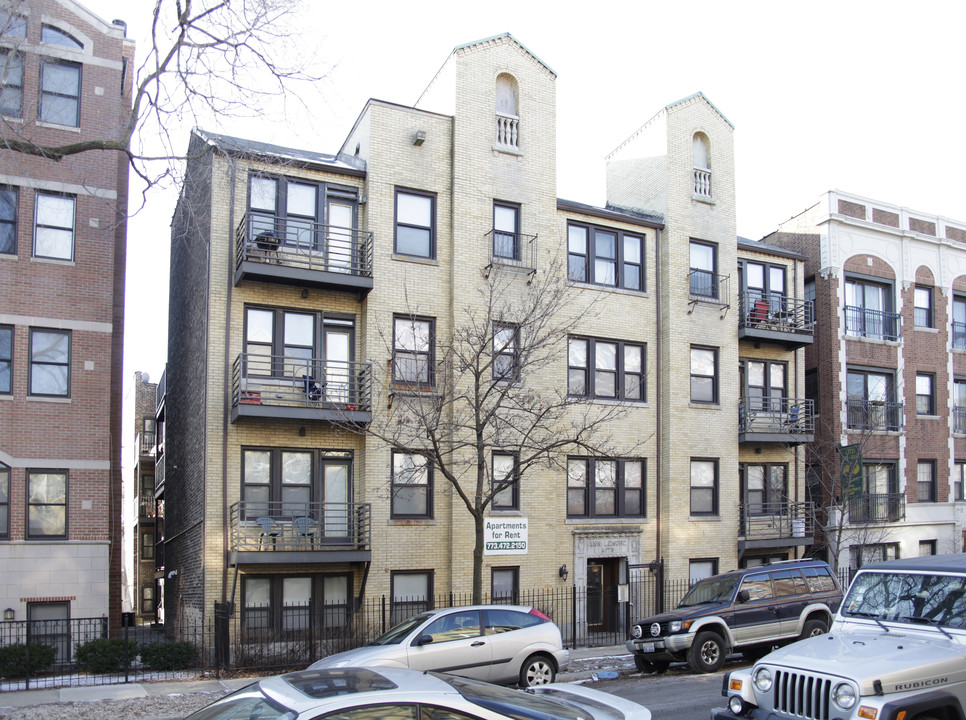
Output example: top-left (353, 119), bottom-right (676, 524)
top-left (0, 0), bottom-right (322, 206)
top-left (346, 263), bottom-right (642, 604)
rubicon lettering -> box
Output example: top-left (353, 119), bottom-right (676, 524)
top-left (895, 678), bottom-right (948, 691)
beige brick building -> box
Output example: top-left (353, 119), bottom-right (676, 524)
top-left (161, 34), bottom-right (812, 643)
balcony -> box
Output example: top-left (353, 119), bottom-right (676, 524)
top-left (955, 406), bottom-right (966, 434)
top-left (234, 213), bottom-right (373, 295)
top-left (693, 167), bottom-right (711, 198)
top-left (953, 321), bottom-right (966, 351)
top-left (739, 398), bottom-right (814, 444)
top-left (135, 431), bottom-right (156, 458)
top-left (229, 501), bottom-right (371, 566)
top-left (495, 112), bottom-right (519, 149)
top-left (844, 305), bottom-right (901, 342)
top-left (231, 353), bottom-right (372, 424)
top-left (737, 292), bottom-right (814, 348)
top-left (155, 454), bottom-right (165, 495)
top-left (138, 499), bottom-right (156, 518)
top-left (738, 501), bottom-right (814, 553)
top-left (846, 399), bottom-right (903, 432)
top-left (688, 270), bottom-right (731, 316)
top-left (848, 493), bottom-right (905, 523)
top-left (484, 230), bottom-right (538, 274)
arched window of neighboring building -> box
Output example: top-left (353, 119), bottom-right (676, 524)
top-left (693, 132), bottom-right (711, 198)
top-left (495, 73), bottom-right (519, 149)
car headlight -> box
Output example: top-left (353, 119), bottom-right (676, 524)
top-left (833, 683), bottom-right (857, 710)
top-left (753, 667), bottom-right (773, 692)
top-left (670, 621), bottom-right (682, 632)
top-left (631, 625), bottom-right (643, 639)
top-left (729, 695), bottom-right (749, 716)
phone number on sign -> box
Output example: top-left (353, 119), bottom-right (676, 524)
top-left (485, 541), bottom-right (526, 550)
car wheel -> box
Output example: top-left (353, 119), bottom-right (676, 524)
top-left (800, 618), bottom-right (828, 640)
top-left (687, 631), bottom-right (727, 674)
top-left (519, 654), bottom-right (555, 686)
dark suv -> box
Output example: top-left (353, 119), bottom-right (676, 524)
top-left (626, 560), bottom-right (842, 674)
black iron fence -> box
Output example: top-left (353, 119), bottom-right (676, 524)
top-left (0, 567), bottom-right (855, 692)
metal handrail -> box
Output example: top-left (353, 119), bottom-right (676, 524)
top-left (848, 493), bottom-right (905, 523)
top-left (738, 291), bottom-right (814, 333)
top-left (484, 229), bottom-right (538, 270)
top-left (229, 501), bottom-right (371, 551)
top-left (738, 501), bottom-right (814, 539)
top-left (688, 269), bottom-right (729, 304)
top-left (844, 305), bottom-right (901, 341)
top-left (846, 399), bottom-right (903, 431)
top-left (739, 397), bottom-right (814, 434)
top-left (231, 353), bottom-right (372, 411)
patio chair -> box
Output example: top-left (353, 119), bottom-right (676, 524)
top-left (294, 516), bottom-right (318, 550)
top-left (255, 516), bottom-right (281, 550)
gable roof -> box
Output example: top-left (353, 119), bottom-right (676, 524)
top-left (666, 92), bottom-right (733, 129)
top-left (453, 32), bottom-right (556, 77)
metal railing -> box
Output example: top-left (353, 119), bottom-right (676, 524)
top-left (738, 291), bottom-right (814, 333)
top-left (848, 493), bottom-right (906, 523)
top-left (231, 353), bottom-right (372, 413)
top-left (846, 399), bottom-right (903, 431)
top-left (953, 321), bottom-right (966, 350)
top-left (844, 305), bottom-right (901, 341)
top-left (955, 406), bottom-right (966, 434)
top-left (739, 501), bottom-right (814, 540)
top-left (229, 501), bottom-right (371, 552)
top-left (739, 397), bottom-right (814, 435)
top-left (689, 269), bottom-right (730, 303)
top-left (234, 212), bottom-right (373, 278)
top-left (484, 229), bottom-right (538, 271)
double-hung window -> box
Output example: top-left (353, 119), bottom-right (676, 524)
top-left (845, 277), bottom-right (899, 341)
top-left (914, 286), bottom-right (934, 328)
top-left (392, 316), bottom-right (433, 386)
top-left (743, 261), bottom-right (786, 314)
top-left (954, 379), bottom-right (966, 434)
top-left (0, 186), bottom-right (16, 254)
top-left (689, 240), bottom-right (717, 298)
top-left (140, 531), bottom-right (155, 560)
top-left (493, 323), bottom-right (520, 382)
top-left (0, 49), bottom-right (24, 118)
top-left (566, 457), bottom-right (644, 518)
top-left (0, 325), bottom-right (11, 394)
top-left (242, 575), bottom-right (312, 637)
top-left (493, 202), bottom-right (521, 260)
top-left (916, 373), bottom-right (935, 416)
top-left (395, 189), bottom-right (435, 258)
top-left (568, 337), bottom-right (645, 401)
top-left (741, 464), bottom-right (787, 515)
top-left (847, 369), bottom-right (899, 431)
top-left (0, 462), bottom-right (8, 539)
top-left (391, 452), bottom-right (432, 519)
top-left (491, 567), bottom-right (519, 604)
top-left (917, 460), bottom-right (936, 503)
top-left (954, 462), bottom-right (965, 502)
top-left (27, 470), bottom-right (67, 538)
top-left (34, 194), bottom-right (75, 260)
top-left (743, 359), bottom-right (785, 412)
top-left (29, 328), bottom-right (70, 397)
top-left (567, 222), bottom-right (644, 291)
top-left (954, 296), bottom-right (966, 351)
top-left (391, 570), bottom-right (432, 624)
top-left (39, 59), bottom-right (81, 127)
top-left (690, 346), bottom-right (717, 404)
top-left (690, 459), bottom-right (718, 515)
top-left (491, 453), bottom-right (519, 510)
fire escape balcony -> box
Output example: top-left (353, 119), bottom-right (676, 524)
top-left (229, 501), bottom-right (371, 566)
top-left (739, 398), bottom-right (814, 444)
top-left (231, 353), bottom-right (372, 424)
top-left (738, 292), bottom-right (814, 348)
top-left (234, 213), bottom-right (373, 295)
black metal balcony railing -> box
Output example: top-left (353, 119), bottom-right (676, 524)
top-left (155, 454), bottom-right (165, 493)
top-left (231, 353), bottom-right (372, 421)
top-left (738, 501), bottom-right (814, 541)
top-left (229, 501), bottom-right (371, 552)
top-left (955, 406), bottom-right (966, 434)
top-left (953, 321), bottom-right (966, 351)
top-left (738, 291), bottom-right (814, 334)
top-left (846, 399), bottom-right (903, 432)
top-left (235, 213), bottom-right (373, 279)
top-left (156, 367), bottom-right (166, 411)
top-left (739, 397), bottom-right (815, 436)
top-left (485, 230), bottom-right (538, 271)
top-left (138, 499), bottom-right (156, 518)
top-left (848, 493), bottom-right (905, 523)
top-left (844, 305), bottom-right (901, 341)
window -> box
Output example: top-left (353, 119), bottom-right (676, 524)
top-left (689, 240), bottom-right (717, 298)
top-left (742, 360), bottom-right (786, 412)
top-left (39, 60), bottom-right (81, 127)
top-left (29, 329), bottom-right (70, 397)
top-left (917, 460), bottom-right (936, 503)
top-left (689, 559), bottom-right (718, 583)
top-left (391, 452), bottom-right (432, 519)
top-left (0, 325), bottom-right (11, 394)
top-left (0, 462), bottom-right (8, 539)
top-left (845, 277), bottom-right (899, 341)
top-left (916, 373), bottom-right (935, 415)
top-left (141, 585), bottom-right (155, 614)
top-left (0, 50), bottom-right (24, 118)
top-left (804, 278), bottom-right (816, 325)
top-left (953, 296), bottom-right (966, 350)
top-left (955, 380), bottom-right (966, 434)
top-left (35, 194), bottom-right (75, 261)
top-left (956, 462), bottom-right (966, 502)
top-left (568, 337), bottom-right (645, 401)
top-left (846, 369), bottom-right (899, 431)
top-left (566, 457), bottom-right (645, 518)
top-left (692, 133), bottom-right (711, 197)
top-left (805, 368), bottom-right (819, 414)
top-left (491, 453), bottom-right (518, 511)
top-left (243, 448), bottom-right (351, 525)
top-left (140, 473), bottom-right (154, 499)
top-left (1, 13), bottom-right (27, 37)
top-left (742, 261), bottom-right (786, 315)
top-left (140, 531), bottom-right (155, 560)
top-left (491, 567), bottom-right (519, 604)
top-left (567, 222), bottom-right (644, 291)
top-left (392, 316), bottom-right (433, 386)
top-left (394, 189), bottom-right (435, 258)
top-left (849, 463), bottom-right (901, 522)
top-left (493, 202), bottom-right (520, 260)
top-left (690, 459), bottom-right (718, 515)
top-left (850, 543), bottom-right (898, 569)
top-left (492, 323), bottom-right (520, 382)
top-left (242, 575), bottom-right (315, 637)
top-left (0, 186), bottom-right (15, 254)
top-left (391, 570), bottom-right (432, 624)
top-left (27, 601), bottom-right (69, 665)
top-left (914, 286), bottom-right (934, 328)
top-left (741, 464), bottom-right (787, 514)
top-left (41, 25), bottom-right (83, 50)
top-left (27, 470), bottom-right (67, 538)
top-left (495, 73), bottom-right (519, 148)
top-left (690, 346), bottom-right (717, 403)
top-left (919, 540), bottom-right (937, 557)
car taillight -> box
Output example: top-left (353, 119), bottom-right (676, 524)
top-left (529, 608), bottom-right (551, 621)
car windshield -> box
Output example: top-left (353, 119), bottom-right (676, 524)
top-left (183, 684), bottom-right (296, 720)
top-left (437, 673), bottom-right (586, 720)
top-left (842, 570), bottom-right (966, 629)
top-left (679, 575), bottom-right (740, 607)
top-left (371, 612), bottom-right (433, 645)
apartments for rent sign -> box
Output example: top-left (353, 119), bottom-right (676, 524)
top-left (484, 518), bottom-right (528, 555)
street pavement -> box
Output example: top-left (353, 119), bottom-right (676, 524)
top-left (0, 644), bottom-right (636, 714)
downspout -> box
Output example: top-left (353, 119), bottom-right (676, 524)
top-left (221, 154), bottom-right (237, 605)
top-left (793, 258), bottom-right (801, 558)
top-left (653, 227), bottom-right (662, 570)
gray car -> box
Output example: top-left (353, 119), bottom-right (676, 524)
top-left (308, 605), bottom-right (569, 687)
top-left (185, 666), bottom-right (650, 720)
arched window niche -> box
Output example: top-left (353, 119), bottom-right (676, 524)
top-left (495, 73), bottom-right (519, 149)
top-left (693, 132), bottom-right (711, 198)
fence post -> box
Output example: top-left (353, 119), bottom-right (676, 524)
top-left (122, 611), bottom-right (134, 683)
top-left (24, 631), bottom-right (30, 691)
top-left (214, 602), bottom-right (232, 678)
top-left (570, 584), bottom-right (577, 651)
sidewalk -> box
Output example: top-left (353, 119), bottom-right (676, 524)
top-left (0, 645), bottom-right (635, 713)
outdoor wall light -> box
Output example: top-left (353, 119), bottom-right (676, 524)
top-left (3, 608), bottom-right (14, 621)
top-left (412, 130), bottom-right (427, 146)
top-left (558, 564), bottom-right (568, 580)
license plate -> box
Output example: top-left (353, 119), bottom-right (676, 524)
top-left (640, 642), bottom-right (655, 653)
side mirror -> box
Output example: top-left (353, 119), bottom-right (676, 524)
top-left (414, 634), bottom-right (434, 647)
top-left (737, 589), bottom-right (751, 604)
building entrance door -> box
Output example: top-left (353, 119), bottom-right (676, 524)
top-left (587, 557), bottom-right (620, 633)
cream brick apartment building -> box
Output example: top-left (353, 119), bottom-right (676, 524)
top-left (0, 0), bottom-right (132, 636)
top-left (768, 191), bottom-right (966, 569)
top-left (160, 34), bottom-right (813, 638)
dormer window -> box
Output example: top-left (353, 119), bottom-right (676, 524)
top-left (495, 73), bottom-right (519, 149)
top-left (692, 132), bottom-right (711, 198)
top-left (41, 25), bottom-right (83, 50)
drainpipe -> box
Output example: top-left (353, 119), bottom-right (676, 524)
top-left (654, 227), bottom-right (662, 572)
top-left (221, 154), bottom-right (237, 605)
